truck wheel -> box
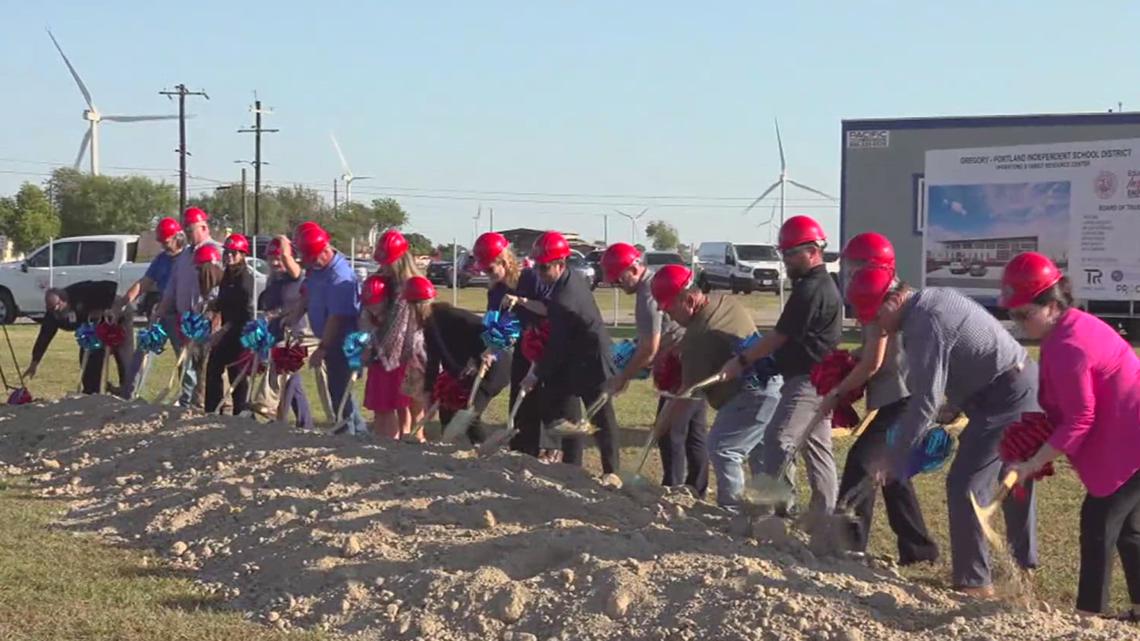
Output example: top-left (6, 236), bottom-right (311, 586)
top-left (698, 275), bottom-right (711, 294)
top-left (0, 289), bottom-right (15, 324)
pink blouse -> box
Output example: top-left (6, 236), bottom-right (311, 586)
top-left (1039, 308), bottom-right (1140, 497)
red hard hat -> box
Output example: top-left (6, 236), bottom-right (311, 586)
top-left (266, 237), bottom-right (287, 257)
top-left (846, 266), bottom-right (895, 323)
top-left (183, 207), bottom-right (208, 226)
top-left (778, 215), bottom-right (827, 251)
top-left (373, 229), bottom-right (409, 265)
top-left (295, 222), bottom-right (330, 261)
top-left (601, 242), bottom-right (641, 283)
top-left (224, 233), bottom-right (250, 255)
top-left (1000, 252), bottom-right (1062, 309)
top-left (531, 231), bottom-right (571, 264)
top-left (403, 275), bottom-right (436, 302)
top-left (650, 264), bottom-right (693, 310)
top-left (473, 232), bottom-right (509, 270)
top-left (194, 243), bottom-right (221, 266)
top-left (842, 232), bottom-right (895, 268)
top-left (361, 274), bottom-right (388, 306)
top-left (155, 217), bottom-right (182, 243)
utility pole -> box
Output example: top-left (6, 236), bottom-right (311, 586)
top-left (240, 168), bottom-right (248, 235)
top-left (489, 207), bottom-right (494, 232)
top-left (159, 84), bottom-right (209, 214)
top-left (472, 205), bottom-right (482, 243)
top-left (238, 97), bottom-right (278, 236)
top-left (333, 179), bottom-right (339, 216)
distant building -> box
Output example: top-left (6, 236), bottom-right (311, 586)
top-left (934, 235), bottom-right (1038, 264)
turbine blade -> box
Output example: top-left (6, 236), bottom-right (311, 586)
top-left (774, 118), bottom-right (786, 173)
top-left (353, 176), bottom-right (372, 181)
top-left (787, 179), bottom-right (837, 201)
top-left (47, 29), bottom-right (95, 110)
top-left (330, 132), bottom-right (351, 176)
top-left (742, 180), bottom-right (783, 215)
top-left (102, 115), bottom-right (181, 122)
top-left (74, 128), bottom-right (92, 170)
top-left (638, 207), bottom-right (648, 218)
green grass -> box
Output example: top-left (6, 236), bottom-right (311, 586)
top-left (0, 324), bottom-right (1134, 638)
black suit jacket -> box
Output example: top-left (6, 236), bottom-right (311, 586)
top-left (535, 269), bottom-right (615, 393)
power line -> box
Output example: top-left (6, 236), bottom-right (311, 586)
top-left (159, 84), bottom-right (209, 213)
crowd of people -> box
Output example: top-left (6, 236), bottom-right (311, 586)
top-left (21, 206), bottom-right (1140, 622)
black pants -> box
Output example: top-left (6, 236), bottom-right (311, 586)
top-left (439, 354), bottom-right (511, 444)
top-left (1078, 466), bottom-right (1140, 613)
top-left (656, 396), bottom-right (709, 497)
top-left (508, 350), bottom-right (580, 460)
top-left (541, 383), bottom-right (620, 475)
top-left (837, 397), bottom-right (939, 564)
top-left (79, 347), bottom-right (127, 396)
top-left (204, 337), bottom-right (249, 416)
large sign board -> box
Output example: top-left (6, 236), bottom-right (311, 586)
top-left (924, 139), bottom-right (1140, 302)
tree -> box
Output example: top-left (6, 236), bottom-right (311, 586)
top-left (433, 243), bottom-right (468, 261)
top-left (0, 184), bottom-right (61, 253)
top-left (49, 168), bottom-right (176, 237)
top-left (644, 220), bottom-right (680, 251)
top-left (403, 232), bottom-right (433, 256)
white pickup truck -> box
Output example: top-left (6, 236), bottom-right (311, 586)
top-left (0, 235), bottom-right (152, 323)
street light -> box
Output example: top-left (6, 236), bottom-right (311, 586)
top-left (613, 208), bottom-right (649, 244)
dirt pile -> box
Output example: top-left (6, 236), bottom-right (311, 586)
top-left (0, 396), bottom-right (1132, 641)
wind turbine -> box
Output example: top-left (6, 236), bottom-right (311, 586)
top-left (614, 207), bottom-right (649, 244)
top-left (743, 118), bottom-right (837, 306)
top-left (47, 29), bottom-right (180, 175)
top-left (330, 132), bottom-right (370, 207)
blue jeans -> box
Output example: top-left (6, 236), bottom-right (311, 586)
top-left (323, 345), bottom-right (366, 434)
top-left (707, 378), bottom-right (782, 508)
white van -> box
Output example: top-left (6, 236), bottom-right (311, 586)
top-left (693, 242), bottom-right (783, 294)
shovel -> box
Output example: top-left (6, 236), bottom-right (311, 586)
top-left (620, 373), bottom-right (727, 487)
top-left (154, 345), bottom-right (191, 405)
top-left (403, 402), bottom-right (440, 443)
top-left (478, 388), bottom-right (529, 456)
top-left (1, 324), bottom-right (31, 401)
top-left (546, 392), bottom-right (610, 438)
top-left (970, 469), bottom-right (1021, 548)
top-left (327, 369), bottom-right (362, 435)
top-left (76, 348), bottom-right (93, 394)
top-left (441, 358), bottom-right (492, 443)
top-left (313, 364), bottom-right (336, 424)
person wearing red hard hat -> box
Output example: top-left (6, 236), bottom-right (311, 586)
top-left (604, 242), bottom-right (708, 497)
top-left (118, 217), bottom-right (188, 398)
top-left (256, 235), bottom-right (313, 427)
top-left (812, 263), bottom-right (939, 565)
top-left (203, 234), bottom-right (257, 415)
top-left (1000, 252), bottom-right (1140, 619)
top-left (649, 263), bottom-right (782, 509)
top-left (519, 230), bottom-right (621, 473)
top-left (296, 221), bottom-right (367, 435)
top-left (857, 268), bottom-right (1041, 597)
top-left (155, 206), bottom-right (220, 407)
top-left (842, 232), bottom-right (896, 272)
top-left (489, 233), bottom-right (567, 463)
top-left (720, 214), bottom-right (843, 516)
top-left (364, 229), bottom-right (426, 440)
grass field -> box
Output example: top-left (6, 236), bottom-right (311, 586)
top-left (0, 321), bottom-right (1134, 639)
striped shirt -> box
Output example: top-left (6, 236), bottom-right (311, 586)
top-left (161, 238), bottom-right (221, 315)
top-left (891, 287), bottom-right (1026, 470)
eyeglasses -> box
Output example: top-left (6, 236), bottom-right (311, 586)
top-left (780, 245), bottom-right (812, 258)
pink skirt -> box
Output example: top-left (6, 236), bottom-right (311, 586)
top-left (365, 362), bottom-right (411, 411)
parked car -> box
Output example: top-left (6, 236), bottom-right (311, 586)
top-left (948, 260), bottom-right (969, 275)
top-left (568, 250), bottom-right (596, 289)
top-left (968, 262), bottom-right (988, 277)
top-left (426, 259), bottom-right (454, 286)
top-left (0, 235), bottom-right (152, 324)
top-left (449, 253), bottom-right (488, 289)
top-left (693, 241), bottom-right (782, 294)
top-left (823, 250), bottom-right (841, 288)
top-left (644, 251), bottom-right (685, 268)
top-left (584, 249), bottom-right (605, 288)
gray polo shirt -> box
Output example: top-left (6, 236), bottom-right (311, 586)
top-left (161, 238), bottom-right (220, 315)
top-left (892, 287), bottom-right (1026, 462)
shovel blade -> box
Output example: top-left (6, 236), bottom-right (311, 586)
top-left (743, 473), bottom-right (794, 509)
top-left (441, 409), bottom-right (476, 443)
top-left (547, 419), bottom-right (597, 438)
top-left (478, 428), bottom-right (516, 456)
top-left (970, 490), bottom-right (1004, 546)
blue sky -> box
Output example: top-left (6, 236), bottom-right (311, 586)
top-left (2, 1), bottom-right (1137, 247)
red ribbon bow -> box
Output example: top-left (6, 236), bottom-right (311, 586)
top-left (810, 349), bottom-right (866, 429)
top-left (95, 321), bottom-right (126, 349)
top-left (271, 344), bottom-right (308, 374)
top-left (432, 370), bottom-right (471, 411)
top-left (652, 350), bottom-right (682, 394)
top-left (999, 411), bottom-right (1056, 499)
top-left (521, 320), bottom-right (551, 362)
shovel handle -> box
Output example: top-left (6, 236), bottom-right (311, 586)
top-left (632, 429), bottom-right (657, 477)
top-left (465, 359), bottom-right (491, 410)
top-left (992, 469), bottom-right (1021, 505)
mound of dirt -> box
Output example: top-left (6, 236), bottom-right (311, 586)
top-left (0, 396), bottom-right (1132, 641)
